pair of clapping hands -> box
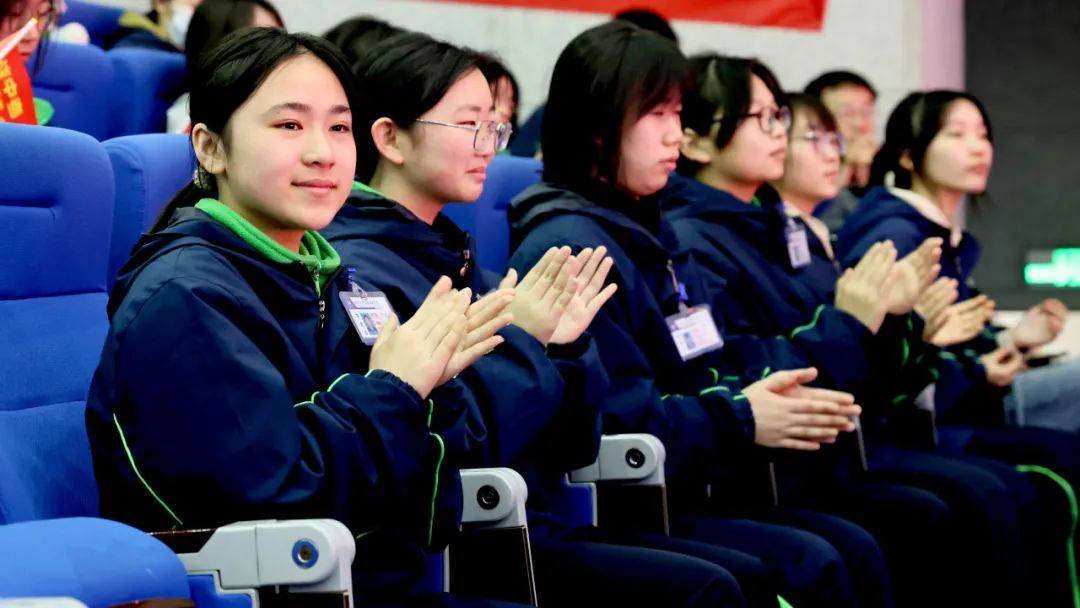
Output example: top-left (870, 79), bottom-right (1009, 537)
top-left (368, 246), bottom-right (618, 399)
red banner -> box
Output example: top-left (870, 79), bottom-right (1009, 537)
top-left (0, 20), bottom-right (39, 125)
top-left (426, 0), bottom-right (827, 30)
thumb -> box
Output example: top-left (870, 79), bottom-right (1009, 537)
top-left (761, 367), bottom-right (818, 392)
top-left (373, 312), bottom-right (400, 349)
top-left (499, 268), bottom-right (519, 290)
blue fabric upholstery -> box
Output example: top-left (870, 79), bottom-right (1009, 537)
top-left (0, 123), bottom-right (113, 522)
top-left (107, 49), bottom-right (186, 136)
top-left (442, 155), bottom-right (542, 272)
top-left (59, 0), bottom-right (125, 48)
top-left (0, 518), bottom-right (190, 608)
top-left (29, 42), bottom-right (113, 140)
top-left (188, 574), bottom-right (254, 608)
top-left (104, 133), bottom-right (195, 285)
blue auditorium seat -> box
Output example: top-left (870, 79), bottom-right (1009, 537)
top-left (59, 0), bottom-right (124, 48)
top-left (103, 133), bottom-right (195, 284)
top-left (0, 122), bottom-right (191, 606)
top-left (29, 42), bottom-right (113, 140)
top-left (442, 155), bottom-right (542, 272)
top-left (108, 49), bottom-right (186, 136)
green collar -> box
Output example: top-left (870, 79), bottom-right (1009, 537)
top-left (194, 198), bottom-right (341, 294)
top-left (352, 181), bottom-right (388, 198)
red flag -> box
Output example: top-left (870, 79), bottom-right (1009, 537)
top-left (427, 0), bottom-right (828, 30)
top-left (0, 18), bottom-right (40, 126)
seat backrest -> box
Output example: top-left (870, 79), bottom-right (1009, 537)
top-left (104, 133), bottom-right (195, 285)
top-left (29, 42), bottom-right (113, 140)
top-left (59, 0), bottom-right (125, 48)
top-left (442, 155), bottom-right (542, 272)
top-left (107, 49), bottom-right (186, 137)
top-left (0, 123), bottom-right (114, 523)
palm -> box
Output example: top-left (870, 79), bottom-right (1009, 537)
top-left (884, 261), bottom-right (921, 314)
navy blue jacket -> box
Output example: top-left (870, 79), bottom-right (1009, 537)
top-left (835, 187), bottom-right (1006, 425)
top-left (321, 189), bottom-right (606, 529)
top-left (87, 207), bottom-right (463, 599)
top-left (506, 182), bottom-right (834, 490)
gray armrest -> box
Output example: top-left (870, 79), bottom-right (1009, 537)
top-left (171, 519), bottom-right (354, 606)
top-left (569, 434), bottom-right (665, 485)
top-left (460, 467), bottom-right (528, 528)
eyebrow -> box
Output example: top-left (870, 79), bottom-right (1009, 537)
top-left (454, 104), bottom-right (486, 114)
top-left (265, 102), bottom-right (351, 116)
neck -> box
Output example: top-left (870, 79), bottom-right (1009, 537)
top-left (695, 166), bottom-right (759, 204)
top-left (910, 175), bottom-right (963, 224)
top-left (371, 165), bottom-right (444, 225)
top-left (217, 187), bottom-right (305, 252)
top-left (775, 185), bottom-right (818, 217)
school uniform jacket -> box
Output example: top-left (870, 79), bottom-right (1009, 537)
top-left (321, 188), bottom-right (606, 529)
top-left (86, 200), bottom-right (463, 600)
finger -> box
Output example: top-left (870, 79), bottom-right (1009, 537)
top-left (413, 280), bottom-right (458, 334)
top-left (462, 312), bottom-right (513, 351)
top-left (793, 413), bottom-right (860, 429)
top-left (542, 260), bottom-right (575, 309)
top-left (433, 315), bottom-right (467, 365)
top-left (519, 248), bottom-right (558, 291)
top-left (787, 426), bottom-right (843, 441)
top-left (583, 256), bottom-right (615, 300)
top-left (467, 291), bottom-right (514, 329)
top-left (579, 246), bottom-right (606, 283)
top-left (455, 335), bottom-right (506, 370)
top-left (760, 368), bottom-right (818, 391)
top-left (586, 282), bottom-right (619, 315)
top-left (777, 438), bottom-right (823, 451)
top-left (372, 312), bottom-right (400, 349)
top-left (786, 386), bottom-right (856, 405)
top-left (499, 268), bottom-right (519, 290)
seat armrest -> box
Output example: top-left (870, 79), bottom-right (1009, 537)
top-left (460, 468), bottom-right (528, 528)
top-left (569, 434), bottom-right (665, 485)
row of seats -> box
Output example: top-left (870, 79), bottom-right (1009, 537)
top-left (29, 40), bottom-right (185, 139)
top-left (0, 121), bottom-right (658, 607)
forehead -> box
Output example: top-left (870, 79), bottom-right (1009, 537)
top-left (793, 106), bottom-right (826, 130)
top-left (943, 98), bottom-right (985, 124)
top-left (749, 74), bottom-right (776, 105)
top-left (822, 83), bottom-right (874, 106)
top-left (244, 53), bottom-right (347, 109)
top-left (428, 68), bottom-right (493, 114)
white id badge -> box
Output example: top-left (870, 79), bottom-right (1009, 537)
top-left (339, 290), bottom-right (394, 346)
top-left (666, 304), bottom-right (724, 361)
top-left (786, 224), bottom-right (812, 269)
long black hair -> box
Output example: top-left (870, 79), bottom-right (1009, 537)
top-left (869, 90), bottom-right (994, 189)
top-left (677, 54), bottom-right (786, 176)
top-left (542, 20), bottom-right (689, 196)
top-left (183, 0), bottom-right (283, 72)
top-left (151, 27), bottom-right (358, 232)
top-left (322, 15), bottom-right (403, 69)
top-left (351, 31), bottom-right (481, 183)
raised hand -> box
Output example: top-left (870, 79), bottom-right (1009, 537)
top-left (926, 294), bottom-right (995, 347)
top-left (916, 277), bottom-right (959, 338)
top-left (439, 287), bottom-right (516, 383)
top-left (369, 276), bottom-right (468, 398)
top-left (742, 368), bottom-right (862, 451)
top-left (549, 246), bottom-right (619, 345)
top-left (883, 238), bottom-right (943, 315)
top-left (1010, 298), bottom-right (1069, 350)
top-left (499, 246), bottom-right (578, 345)
top-left (981, 345), bottom-right (1026, 387)
top-left (834, 241), bottom-right (897, 333)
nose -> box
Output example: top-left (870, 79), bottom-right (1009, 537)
top-left (301, 130), bottom-right (335, 167)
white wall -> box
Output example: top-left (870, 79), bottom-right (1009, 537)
top-left (96, 0), bottom-right (964, 127)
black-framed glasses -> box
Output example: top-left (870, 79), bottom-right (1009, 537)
top-left (742, 106), bottom-right (792, 134)
top-left (797, 129), bottom-right (846, 156)
top-left (413, 119), bottom-right (513, 153)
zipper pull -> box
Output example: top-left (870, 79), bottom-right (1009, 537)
top-left (667, 259), bottom-right (689, 312)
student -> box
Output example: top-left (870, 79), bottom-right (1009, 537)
top-left (1, 0), bottom-right (57, 124)
top-left (506, 21), bottom-right (895, 608)
top-left (477, 52), bottom-right (519, 145)
top-left (322, 15), bottom-right (402, 69)
top-left (85, 28), bottom-right (518, 608)
top-left (321, 30), bottom-right (755, 608)
top-left (166, 0), bottom-right (284, 133)
top-left (106, 0), bottom-right (203, 52)
top-left (803, 70), bottom-right (879, 234)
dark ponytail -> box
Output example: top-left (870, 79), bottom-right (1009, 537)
top-left (150, 27), bottom-right (357, 232)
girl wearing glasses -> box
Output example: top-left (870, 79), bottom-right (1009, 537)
top-left (505, 22), bottom-right (894, 608)
top-left (321, 31), bottom-right (753, 607)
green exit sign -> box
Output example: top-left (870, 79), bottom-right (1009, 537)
top-left (1025, 248), bottom-right (1080, 288)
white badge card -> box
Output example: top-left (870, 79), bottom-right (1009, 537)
top-left (666, 304), bottom-right (724, 361)
top-left (339, 290), bottom-right (394, 346)
top-left (786, 223), bottom-right (812, 269)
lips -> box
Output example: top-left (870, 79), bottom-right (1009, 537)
top-left (293, 179), bottom-right (336, 192)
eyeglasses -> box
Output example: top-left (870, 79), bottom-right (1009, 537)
top-left (797, 129), bottom-right (846, 156)
top-left (413, 119), bottom-right (513, 153)
top-left (744, 106), bottom-right (792, 134)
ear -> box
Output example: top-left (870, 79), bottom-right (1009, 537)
top-left (371, 117), bottom-right (406, 166)
top-left (680, 127), bottom-right (714, 164)
top-left (191, 123), bottom-right (227, 178)
top-left (898, 149), bottom-right (915, 172)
